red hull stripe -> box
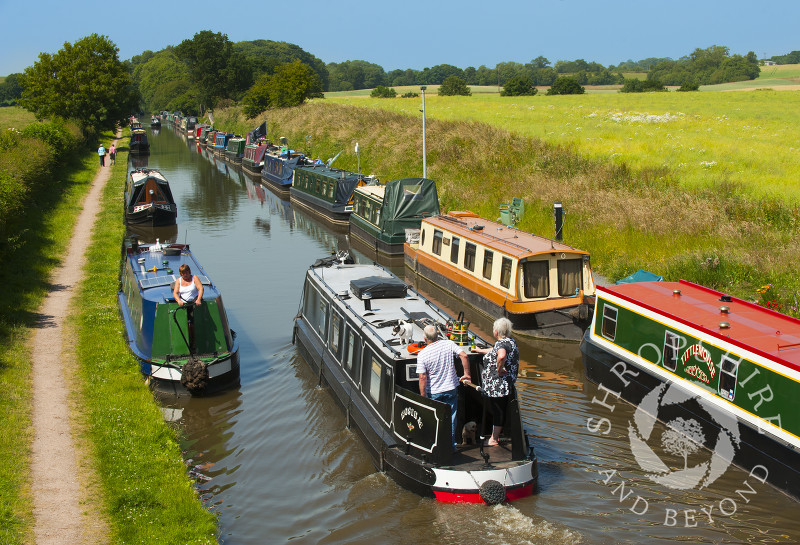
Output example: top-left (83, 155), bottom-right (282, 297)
top-left (433, 483), bottom-right (534, 504)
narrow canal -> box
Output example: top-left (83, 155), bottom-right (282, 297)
top-left (131, 125), bottom-right (800, 544)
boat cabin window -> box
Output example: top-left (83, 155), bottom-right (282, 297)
top-left (364, 352), bottom-right (382, 405)
top-left (421, 228), bottom-right (425, 246)
top-left (303, 284), bottom-right (328, 341)
top-left (557, 259), bottom-right (583, 297)
top-left (329, 312), bottom-right (343, 360)
top-left (718, 356), bottom-right (740, 401)
top-left (500, 257), bottom-right (513, 289)
top-left (432, 229), bottom-right (443, 256)
top-left (522, 261), bottom-right (549, 298)
top-left (327, 184), bottom-right (335, 199)
top-left (601, 304), bottom-right (618, 341)
top-left (663, 331), bottom-right (681, 371)
top-left (450, 237), bottom-right (460, 264)
top-left (482, 250), bottom-right (494, 280)
top-left (464, 243), bottom-right (476, 272)
top-left (343, 327), bottom-right (362, 379)
top-left (374, 209), bottom-right (380, 226)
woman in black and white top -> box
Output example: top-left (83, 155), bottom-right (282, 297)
top-left (473, 317), bottom-right (519, 446)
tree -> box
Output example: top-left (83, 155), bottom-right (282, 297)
top-left (0, 73), bottom-right (23, 105)
top-left (620, 78), bottom-right (667, 93)
top-left (546, 77), bottom-right (585, 95)
top-left (501, 75), bottom-right (538, 96)
top-left (438, 76), bottom-right (471, 96)
top-left (370, 85), bottom-right (397, 98)
top-left (20, 34), bottom-right (139, 134)
top-left (241, 74), bottom-right (271, 118)
top-left (242, 60), bottom-right (323, 117)
top-left (132, 49), bottom-right (192, 113)
top-left (175, 31), bottom-right (252, 111)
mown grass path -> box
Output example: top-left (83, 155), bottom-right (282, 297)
top-left (30, 133), bottom-right (119, 544)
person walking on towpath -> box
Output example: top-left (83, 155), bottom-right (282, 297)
top-left (97, 144), bottom-right (106, 166)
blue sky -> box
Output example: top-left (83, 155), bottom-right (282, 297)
top-left (1, 0), bottom-right (798, 76)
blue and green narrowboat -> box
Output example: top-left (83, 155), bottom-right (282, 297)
top-left (290, 165), bottom-right (373, 228)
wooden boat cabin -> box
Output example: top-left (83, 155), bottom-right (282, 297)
top-left (581, 279), bottom-right (800, 500)
top-left (118, 241), bottom-right (240, 395)
top-left (350, 177), bottom-right (440, 257)
top-left (260, 146), bottom-right (312, 194)
top-left (125, 168), bottom-right (177, 226)
top-left (212, 132), bottom-right (231, 155)
top-left (242, 142), bottom-right (269, 175)
top-left (225, 136), bottom-right (246, 164)
top-left (406, 211), bottom-right (595, 341)
top-left (293, 256), bottom-right (537, 503)
top-left (129, 128), bottom-right (150, 155)
top-left (290, 165), bottom-right (373, 228)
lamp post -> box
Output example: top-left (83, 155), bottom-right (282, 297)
top-left (420, 86), bottom-right (427, 178)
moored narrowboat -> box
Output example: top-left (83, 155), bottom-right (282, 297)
top-left (225, 136), bottom-right (245, 164)
top-left (405, 211), bottom-right (595, 341)
top-left (293, 256), bottom-right (537, 503)
top-left (260, 146), bottom-right (313, 195)
top-left (213, 132), bottom-right (231, 156)
top-left (185, 116), bottom-right (197, 137)
top-left (350, 177), bottom-right (440, 257)
top-left (581, 280), bottom-right (800, 500)
top-left (290, 165), bottom-right (373, 229)
top-left (118, 242), bottom-right (240, 395)
top-left (129, 128), bottom-right (150, 155)
top-left (242, 142), bottom-right (269, 175)
top-left (150, 115), bottom-right (161, 128)
top-left (125, 168), bottom-right (177, 226)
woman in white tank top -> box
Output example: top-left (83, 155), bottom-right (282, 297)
top-left (173, 264), bottom-right (203, 307)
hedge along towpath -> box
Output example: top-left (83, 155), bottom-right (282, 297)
top-left (30, 131), bottom-right (120, 544)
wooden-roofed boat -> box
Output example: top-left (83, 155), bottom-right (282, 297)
top-left (405, 211), bottom-right (595, 341)
top-left (118, 241), bottom-right (240, 395)
top-left (350, 177), bottom-right (440, 257)
top-left (125, 168), bottom-right (177, 226)
top-left (289, 165), bottom-right (373, 229)
top-left (581, 280), bottom-right (800, 500)
top-left (293, 255), bottom-right (537, 503)
top-left (129, 128), bottom-right (150, 155)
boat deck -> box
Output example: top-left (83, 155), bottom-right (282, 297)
top-left (445, 441), bottom-right (516, 470)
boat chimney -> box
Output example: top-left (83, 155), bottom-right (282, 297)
top-left (673, 289), bottom-right (681, 296)
top-left (363, 292), bottom-right (372, 311)
top-left (554, 202), bottom-right (563, 241)
top-left (719, 306), bottom-right (730, 314)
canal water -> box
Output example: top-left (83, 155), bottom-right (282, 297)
top-left (132, 125), bottom-right (800, 544)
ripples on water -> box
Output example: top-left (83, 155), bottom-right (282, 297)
top-left (146, 127), bottom-right (800, 544)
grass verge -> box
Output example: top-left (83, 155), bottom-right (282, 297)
top-left (70, 147), bottom-right (218, 544)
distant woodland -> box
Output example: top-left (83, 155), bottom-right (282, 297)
top-left (1, 30), bottom-right (793, 116)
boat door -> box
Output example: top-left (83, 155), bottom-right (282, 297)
top-left (392, 387), bottom-right (453, 465)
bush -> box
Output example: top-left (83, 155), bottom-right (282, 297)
top-left (21, 120), bottom-right (79, 162)
top-left (501, 75), bottom-right (538, 96)
top-left (546, 77), bottom-right (585, 95)
top-left (677, 80), bottom-right (700, 92)
top-left (400, 92), bottom-right (418, 98)
top-left (438, 76), bottom-right (471, 96)
top-left (370, 86), bottom-right (397, 98)
top-left (620, 78), bottom-right (667, 93)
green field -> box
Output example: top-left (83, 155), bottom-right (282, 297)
top-left (323, 89), bottom-right (800, 201)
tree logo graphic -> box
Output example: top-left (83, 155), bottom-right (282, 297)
top-left (628, 383), bottom-right (741, 490)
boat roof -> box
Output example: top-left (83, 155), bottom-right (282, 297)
top-left (129, 168), bottom-right (168, 185)
top-left (124, 243), bottom-right (220, 304)
top-left (308, 261), bottom-right (487, 357)
top-left (599, 280), bottom-right (800, 371)
top-left (354, 184), bottom-right (385, 199)
top-left (422, 212), bottom-right (587, 259)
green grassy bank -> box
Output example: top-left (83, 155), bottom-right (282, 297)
top-left (214, 101), bottom-right (799, 312)
top-left (71, 147), bottom-right (217, 544)
top-left (0, 104), bottom-right (216, 544)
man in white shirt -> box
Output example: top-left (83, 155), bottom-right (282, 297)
top-left (417, 324), bottom-right (471, 450)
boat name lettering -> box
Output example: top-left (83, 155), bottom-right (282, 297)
top-left (684, 365), bottom-right (709, 384)
top-left (680, 343), bottom-right (715, 380)
top-left (400, 407), bottom-right (423, 430)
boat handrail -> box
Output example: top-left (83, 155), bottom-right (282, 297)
top-left (435, 215), bottom-right (577, 254)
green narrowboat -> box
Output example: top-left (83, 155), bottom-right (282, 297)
top-left (290, 164), bottom-right (374, 229)
top-left (225, 136), bottom-right (246, 164)
top-left (581, 279), bottom-right (800, 499)
top-left (349, 177), bottom-right (440, 257)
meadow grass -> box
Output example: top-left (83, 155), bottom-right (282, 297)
top-left (323, 90), bottom-right (800, 201)
top-left (70, 148), bottom-right (218, 544)
top-left (0, 106), bottom-right (36, 128)
top-left (217, 100), bottom-right (799, 305)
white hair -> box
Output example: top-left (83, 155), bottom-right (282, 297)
top-left (423, 324), bottom-right (439, 343)
top-left (493, 317), bottom-right (513, 338)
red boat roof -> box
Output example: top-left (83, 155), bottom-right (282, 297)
top-left (599, 280), bottom-right (800, 372)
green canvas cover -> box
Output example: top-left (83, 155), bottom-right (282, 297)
top-left (379, 178), bottom-right (440, 237)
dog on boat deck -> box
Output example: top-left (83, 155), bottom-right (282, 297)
top-left (461, 421), bottom-right (477, 445)
top-left (392, 321), bottom-right (414, 345)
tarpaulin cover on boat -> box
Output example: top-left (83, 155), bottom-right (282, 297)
top-left (380, 178), bottom-right (440, 237)
top-left (615, 269), bottom-right (664, 284)
top-left (350, 276), bottom-right (408, 299)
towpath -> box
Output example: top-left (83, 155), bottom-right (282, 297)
top-left (29, 133), bottom-right (119, 544)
